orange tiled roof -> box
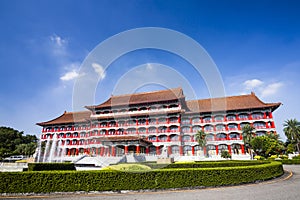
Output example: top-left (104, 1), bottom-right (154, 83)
top-left (36, 111), bottom-right (91, 126)
top-left (86, 87), bottom-right (184, 110)
top-left (186, 92), bottom-right (281, 113)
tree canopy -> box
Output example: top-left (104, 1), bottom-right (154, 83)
top-left (0, 126), bottom-right (37, 159)
top-left (283, 119), bottom-right (300, 153)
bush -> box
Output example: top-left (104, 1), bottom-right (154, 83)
top-left (254, 156), bottom-right (265, 160)
top-left (280, 159), bottom-right (300, 165)
top-left (162, 160), bottom-right (269, 169)
top-left (221, 151), bottom-right (232, 159)
top-left (102, 164), bottom-right (151, 171)
top-left (0, 162), bottom-right (283, 194)
top-left (292, 155), bottom-right (300, 160)
top-left (269, 155), bottom-right (278, 159)
top-left (278, 155), bottom-right (288, 160)
top-left (28, 163), bottom-right (75, 171)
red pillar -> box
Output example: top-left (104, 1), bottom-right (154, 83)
top-left (263, 112), bottom-right (267, 119)
top-left (136, 145), bottom-right (140, 154)
top-left (168, 146), bottom-right (172, 155)
top-left (228, 145), bottom-right (232, 154)
top-left (156, 146), bottom-right (160, 155)
top-left (76, 148), bottom-right (79, 155)
top-left (111, 146), bottom-right (115, 157)
top-left (67, 149), bottom-right (71, 156)
top-left (192, 146), bottom-right (195, 156)
top-left (269, 112), bottom-right (273, 118)
top-left (241, 144), bottom-right (245, 154)
top-left (124, 145), bottom-right (128, 154)
top-left (271, 121), bottom-right (275, 128)
top-left (146, 147), bottom-right (149, 155)
top-left (203, 146), bottom-right (207, 156)
top-left (215, 145), bottom-right (219, 155)
top-left (179, 146), bottom-right (183, 156)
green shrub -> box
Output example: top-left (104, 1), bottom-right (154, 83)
top-left (269, 155), bottom-right (278, 159)
top-left (278, 155), bottom-right (288, 160)
top-left (163, 160), bottom-right (269, 169)
top-left (0, 162), bottom-right (283, 194)
top-left (102, 164), bottom-right (151, 171)
top-left (254, 155), bottom-right (266, 160)
top-left (292, 155), bottom-right (300, 160)
top-left (280, 159), bottom-right (300, 164)
top-left (28, 163), bottom-right (75, 171)
top-left (221, 151), bottom-right (232, 159)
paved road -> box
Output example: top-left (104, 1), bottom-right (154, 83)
top-left (2, 165), bottom-right (300, 200)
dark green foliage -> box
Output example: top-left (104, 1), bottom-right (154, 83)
top-left (0, 126), bottom-right (37, 159)
top-left (0, 162), bottom-right (283, 193)
top-left (28, 163), bottom-right (76, 171)
top-left (161, 160), bottom-right (269, 169)
top-left (221, 151), bottom-right (232, 159)
top-left (280, 159), bottom-right (300, 164)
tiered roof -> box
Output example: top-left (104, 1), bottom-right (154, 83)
top-left (36, 111), bottom-right (91, 126)
top-left (186, 92), bottom-right (281, 113)
top-left (37, 89), bottom-right (281, 126)
top-left (85, 87), bottom-right (185, 110)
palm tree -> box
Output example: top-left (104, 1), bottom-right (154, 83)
top-left (242, 124), bottom-right (255, 159)
top-left (195, 130), bottom-right (206, 156)
top-left (283, 119), bottom-right (300, 153)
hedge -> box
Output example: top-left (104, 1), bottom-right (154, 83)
top-left (280, 159), bottom-right (300, 165)
top-left (161, 160), bottom-right (270, 169)
top-left (28, 163), bottom-right (76, 171)
top-left (0, 162), bottom-right (283, 194)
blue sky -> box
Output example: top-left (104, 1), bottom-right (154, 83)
top-left (0, 0), bottom-right (300, 140)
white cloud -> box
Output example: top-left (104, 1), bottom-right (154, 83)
top-left (50, 34), bottom-right (67, 47)
top-left (60, 70), bottom-right (80, 81)
top-left (260, 82), bottom-right (283, 98)
top-left (243, 79), bottom-right (264, 90)
top-left (92, 63), bottom-right (106, 80)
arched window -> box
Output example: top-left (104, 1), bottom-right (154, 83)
top-left (216, 124), bottom-right (225, 131)
top-left (214, 115), bottom-right (224, 122)
top-left (182, 126), bottom-right (190, 133)
top-left (148, 135), bottom-right (157, 141)
top-left (226, 115), bottom-right (236, 121)
top-left (158, 135), bottom-right (167, 141)
top-left (170, 135), bottom-right (179, 141)
top-left (192, 125), bottom-right (201, 132)
top-left (182, 135), bottom-right (191, 142)
top-left (239, 113), bottom-right (248, 120)
top-left (171, 146), bottom-right (180, 154)
top-left (203, 116), bottom-right (212, 123)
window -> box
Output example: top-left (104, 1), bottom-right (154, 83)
top-left (239, 114), bottom-right (248, 120)
top-left (226, 115), bottom-right (236, 121)
top-left (182, 135), bottom-right (191, 142)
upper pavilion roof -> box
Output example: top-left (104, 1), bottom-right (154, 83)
top-left (36, 111), bottom-right (91, 126)
top-left (186, 92), bottom-right (281, 113)
top-left (85, 87), bottom-right (185, 110)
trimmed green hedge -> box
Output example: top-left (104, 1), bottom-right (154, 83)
top-left (0, 162), bottom-right (283, 193)
top-left (280, 159), bottom-right (300, 165)
top-left (161, 160), bottom-right (269, 169)
top-left (28, 163), bottom-right (76, 171)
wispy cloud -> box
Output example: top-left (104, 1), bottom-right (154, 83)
top-left (49, 34), bottom-right (68, 56)
top-left (60, 70), bottom-right (80, 81)
top-left (243, 79), bottom-right (263, 89)
top-left (50, 34), bottom-right (67, 47)
top-left (92, 63), bottom-right (106, 80)
top-left (260, 82), bottom-right (283, 98)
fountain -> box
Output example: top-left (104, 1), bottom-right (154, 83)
top-left (48, 134), bottom-right (58, 162)
top-left (42, 137), bottom-right (51, 162)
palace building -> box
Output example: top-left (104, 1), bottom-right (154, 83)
top-left (37, 87), bottom-right (281, 161)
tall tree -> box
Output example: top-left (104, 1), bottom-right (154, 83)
top-left (195, 130), bottom-right (206, 156)
top-left (283, 119), bottom-right (300, 153)
top-left (0, 126), bottom-right (37, 159)
top-left (242, 124), bottom-right (255, 159)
